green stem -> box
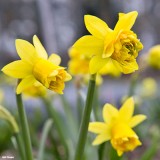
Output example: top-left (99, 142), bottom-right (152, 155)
top-left (43, 98), bottom-right (69, 159)
top-left (16, 94), bottom-right (33, 160)
top-left (14, 133), bottom-right (26, 160)
top-left (74, 74), bottom-right (96, 160)
top-left (93, 86), bottom-right (100, 121)
top-left (38, 119), bottom-right (53, 160)
top-left (76, 90), bottom-right (84, 126)
top-left (98, 143), bottom-right (105, 160)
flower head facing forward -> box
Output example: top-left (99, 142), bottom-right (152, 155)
top-left (2, 35), bottom-right (71, 94)
top-left (88, 97), bottom-right (146, 156)
top-left (72, 11), bottom-right (143, 74)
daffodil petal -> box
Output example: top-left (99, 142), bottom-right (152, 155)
top-left (114, 60), bottom-right (138, 74)
top-left (68, 47), bottom-right (79, 58)
top-left (33, 35), bottom-right (48, 60)
top-left (16, 39), bottom-right (37, 64)
top-left (65, 73), bottom-right (72, 81)
top-left (112, 60), bottom-right (123, 73)
top-left (1, 60), bottom-right (32, 78)
top-left (48, 53), bottom-right (61, 65)
top-left (72, 35), bottom-right (104, 57)
top-left (129, 115), bottom-right (147, 128)
top-left (103, 103), bottom-right (118, 124)
top-left (96, 74), bottom-right (103, 85)
top-left (88, 122), bottom-right (109, 134)
top-left (84, 15), bottom-right (110, 39)
top-left (89, 56), bottom-right (109, 74)
top-left (119, 13), bottom-right (125, 18)
top-left (92, 133), bottom-right (110, 145)
top-left (120, 60), bottom-right (139, 74)
top-left (114, 11), bottom-right (138, 32)
top-left (119, 97), bottom-right (134, 121)
top-left (103, 42), bottom-right (114, 58)
top-left (99, 59), bottom-right (121, 77)
top-left (117, 150), bottom-right (123, 156)
top-left (16, 76), bottom-right (37, 94)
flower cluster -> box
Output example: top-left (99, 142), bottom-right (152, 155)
top-left (0, 10), bottom-right (147, 159)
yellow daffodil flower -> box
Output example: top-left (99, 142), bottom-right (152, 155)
top-left (68, 48), bottom-right (121, 77)
top-left (89, 97), bottom-right (146, 156)
top-left (68, 48), bottom-right (121, 86)
top-left (2, 35), bottom-right (72, 94)
top-left (72, 11), bottom-right (143, 74)
top-left (68, 48), bottom-right (90, 75)
top-left (141, 77), bottom-right (157, 97)
top-left (69, 48), bottom-right (103, 85)
top-left (23, 81), bottom-right (47, 97)
top-left (148, 45), bottom-right (160, 69)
